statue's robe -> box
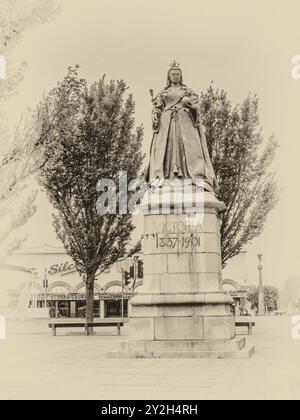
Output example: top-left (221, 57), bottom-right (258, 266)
top-left (146, 85), bottom-right (217, 192)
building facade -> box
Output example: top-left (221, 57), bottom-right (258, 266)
top-left (1, 244), bottom-right (252, 318)
top-left (1, 244), bottom-right (143, 319)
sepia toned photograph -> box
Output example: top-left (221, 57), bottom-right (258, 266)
top-left (0, 0), bottom-right (300, 404)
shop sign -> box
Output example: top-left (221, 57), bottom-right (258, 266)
top-left (39, 293), bottom-right (132, 301)
top-left (48, 262), bottom-right (76, 276)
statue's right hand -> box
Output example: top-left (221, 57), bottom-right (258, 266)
top-left (153, 113), bottom-right (159, 125)
top-left (153, 110), bottom-right (162, 126)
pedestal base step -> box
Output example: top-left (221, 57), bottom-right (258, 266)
top-left (106, 337), bottom-right (255, 359)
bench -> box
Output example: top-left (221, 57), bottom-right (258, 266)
top-left (49, 321), bottom-right (124, 336)
top-left (235, 321), bottom-right (256, 335)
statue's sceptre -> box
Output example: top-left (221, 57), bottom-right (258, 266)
top-left (149, 89), bottom-right (155, 103)
top-left (149, 89), bottom-right (159, 133)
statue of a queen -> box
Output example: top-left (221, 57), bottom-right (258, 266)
top-left (146, 61), bottom-right (217, 192)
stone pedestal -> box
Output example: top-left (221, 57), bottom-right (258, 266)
top-left (107, 187), bottom-right (254, 359)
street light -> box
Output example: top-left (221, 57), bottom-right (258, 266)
top-left (43, 269), bottom-right (49, 310)
top-left (257, 254), bottom-right (265, 316)
top-left (132, 256), bottom-right (139, 293)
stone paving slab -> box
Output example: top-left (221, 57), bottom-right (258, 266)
top-left (0, 316), bottom-right (299, 400)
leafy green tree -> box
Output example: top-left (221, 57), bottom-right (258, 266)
top-left (200, 86), bottom-right (279, 266)
top-left (37, 67), bottom-right (144, 323)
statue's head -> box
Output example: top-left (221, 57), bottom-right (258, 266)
top-left (166, 61), bottom-right (183, 87)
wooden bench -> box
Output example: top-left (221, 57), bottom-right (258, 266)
top-left (49, 321), bottom-right (124, 336)
top-left (235, 321), bottom-right (256, 335)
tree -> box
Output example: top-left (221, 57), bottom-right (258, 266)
top-left (0, 117), bottom-right (39, 260)
top-left (0, 0), bottom-right (60, 100)
top-left (0, 0), bottom-right (60, 261)
top-left (248, 285), bottom-right (279, 312)
top-left (247, 285), bottom-right (259, 310)
top-left (280, 276), bottom-right (300, 311)
top-left (37, 67), bottom-right (144, 323)
top-left (200, 86), bottom-right (279, 266)
top-left (264, 285), bottom-right (279, 311)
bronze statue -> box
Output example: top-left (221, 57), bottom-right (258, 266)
top-left (146, 61), bottom-right (217, 192)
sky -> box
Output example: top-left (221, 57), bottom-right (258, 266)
top-left (2, 0), bottom-right (300, 289)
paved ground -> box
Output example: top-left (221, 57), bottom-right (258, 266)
top-left (0, 316), bottom-right (299, 400)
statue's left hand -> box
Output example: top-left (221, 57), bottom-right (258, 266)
top-left (191, 97), bottom-right (201, 111)
top-left (182, 96), bottom-right (192, 108)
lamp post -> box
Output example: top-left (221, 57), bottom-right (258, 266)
top-left (257, 254), bottom-right (265, 316)
top-left (121, 268), bottom-right (125, 322)
top-left (43, 269), bottom-right (48, 310)
top-left (132, 256), bottom-right (139, 294)
top-left (32, 271), bottom-right (39, 309)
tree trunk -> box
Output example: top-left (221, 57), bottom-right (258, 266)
top-left (86, 272), bottom-right (95, 334)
